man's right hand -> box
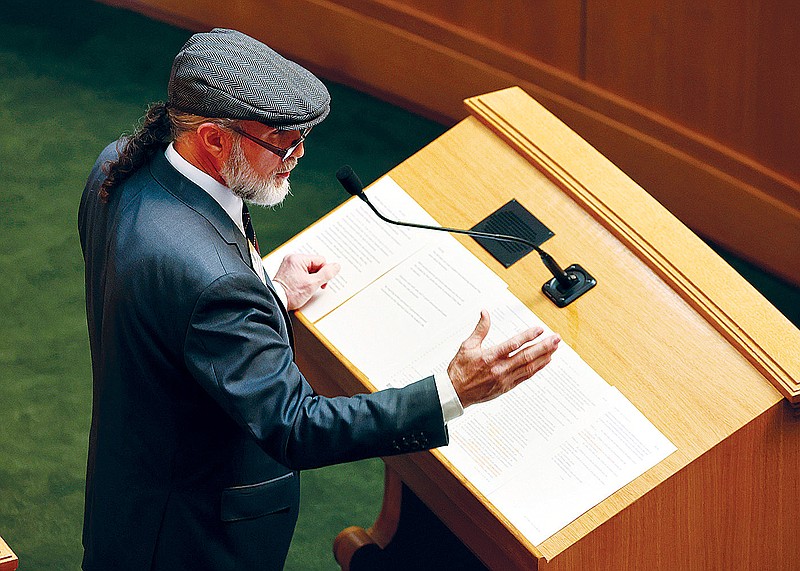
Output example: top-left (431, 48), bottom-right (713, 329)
top-left (272, 253), bottom-right (340, 311)
top-left (447, 310), bottom-right (560, 408)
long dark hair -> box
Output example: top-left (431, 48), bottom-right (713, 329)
top-left (99, 102), bottom-right (172, 202)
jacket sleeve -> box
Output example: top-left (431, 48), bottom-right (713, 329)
top-left (183, 270), bottom-right (448, 470)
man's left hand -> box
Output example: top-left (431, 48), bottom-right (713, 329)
top-left (272, 253), bottom-right (340, 310)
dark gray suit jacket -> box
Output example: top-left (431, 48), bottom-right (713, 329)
top-left (78, 143), bottom-right (448, 571)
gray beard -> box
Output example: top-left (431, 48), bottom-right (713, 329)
top-left (221, 138), bottom-right (296, 207)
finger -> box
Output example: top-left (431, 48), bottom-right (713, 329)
top-left (488, 326), bottom-right (544, 359)
top-left (285, 253), bottom-right (325, 270)
top-left (504, 335), bottom-right (560, 378)
top-left (462, 309), bottom-right (491, 350)
top-left (314, 262), bottom-right (340, 285)
top-left (507, 353), bottom-right (554, 388)
top-left (303, 255), bottom-right (329, 272)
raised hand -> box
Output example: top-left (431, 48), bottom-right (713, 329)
top-left (447, 310), bottom-right (560, 408)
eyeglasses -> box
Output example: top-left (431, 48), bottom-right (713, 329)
top-left (229, 126), bottom-right (310, 161)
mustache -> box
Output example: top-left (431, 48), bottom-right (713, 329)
top-left (277, 156), bottom-right (298, 174)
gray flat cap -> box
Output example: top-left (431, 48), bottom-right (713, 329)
top-left (168, 28), bottom-right (330, 130)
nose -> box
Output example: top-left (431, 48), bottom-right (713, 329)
top-left (290, 141), bottom-right (305, 160)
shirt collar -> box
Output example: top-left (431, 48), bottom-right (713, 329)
top-left (165, 142), bottom-right (245, 235)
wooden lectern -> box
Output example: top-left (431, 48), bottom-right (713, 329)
top-left (287, 87), bottom-right (800, 570)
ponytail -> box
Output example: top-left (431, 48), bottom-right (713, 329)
top-left (99, 102), bottom-right (172, 201)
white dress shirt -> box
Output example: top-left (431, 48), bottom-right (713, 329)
top-left (164, 144), bottom-right (463, 423)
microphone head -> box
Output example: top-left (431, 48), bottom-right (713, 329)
top-left (336, 165), bottom-right (365, 197)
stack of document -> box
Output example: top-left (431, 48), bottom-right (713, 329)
top-left (264, 177), bottom-right (676, 546)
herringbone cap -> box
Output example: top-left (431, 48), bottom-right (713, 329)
top-left (168, 28), bottom-right (330, 130)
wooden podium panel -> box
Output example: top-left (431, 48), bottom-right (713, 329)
top-left (0, 536), bottom-right (18, 571)
top-left (289, 87), bottom-right (800, 569)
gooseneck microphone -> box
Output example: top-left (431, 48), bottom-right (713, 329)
top-left (336, 165), bottom-right (597, 307)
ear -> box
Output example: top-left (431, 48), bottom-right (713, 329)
top-left (195, 122), bottom-right (234, 166)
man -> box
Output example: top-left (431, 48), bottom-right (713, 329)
top-left (78, 28), bottom-right (560, 571)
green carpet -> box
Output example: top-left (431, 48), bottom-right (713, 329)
top-left (0, 1), bottom-right (797, 570)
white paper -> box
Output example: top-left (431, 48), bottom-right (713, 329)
top-left (315, 235), bottom-right (508, 381)
top-left (472, 387), bottom-right (676, 545)
top-left (378, 291), bottom-right (550, 390)
top-left (263, 176), bottom-right (444, 322)
top-left (433, 295), bottom-right (677, 545)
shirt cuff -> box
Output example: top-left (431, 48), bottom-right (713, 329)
top-left (270, 277), bottom-right (290, 309)
top-left (434, 369), bottom-right (464, 424)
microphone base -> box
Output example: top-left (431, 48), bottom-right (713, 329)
top-left (542, 264), bottom-right (597, 307)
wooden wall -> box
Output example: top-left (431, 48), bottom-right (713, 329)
top-left (104, 0), bottom-right (800, 286)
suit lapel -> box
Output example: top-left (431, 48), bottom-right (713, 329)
top-left (150, 151), bottom-right (250, 264)
top-left (150, 151), bottom-right (294, 349)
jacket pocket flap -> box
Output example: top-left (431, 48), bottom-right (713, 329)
top-left (220, 472), bottom-right (296, 522)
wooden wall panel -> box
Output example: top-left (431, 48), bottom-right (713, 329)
top-left (343, 0), bottom-right (583, 75)
top-left (585, 0), bottom-right (800, 182)
top-left (101, 0), bottom-right (800, 286)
